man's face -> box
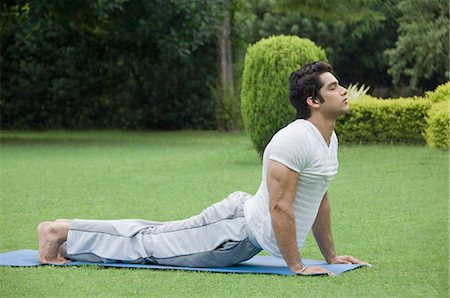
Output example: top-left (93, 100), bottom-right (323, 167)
top-left (317, 72), bottom-right (349, 118)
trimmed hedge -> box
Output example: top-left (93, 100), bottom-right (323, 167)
top-left (241, 35), bottom-right (326, 154)
top-left (336, 96), bottom-right (432, 144)
top-left (425, 81), bottom-right (450, 103)
top-left (240, 36), bottom-right (447, 150)
top-left (425, 101), bottom-right (450, 150)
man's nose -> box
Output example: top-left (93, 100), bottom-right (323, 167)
top-left (340, 85), bottom-right (347, 95)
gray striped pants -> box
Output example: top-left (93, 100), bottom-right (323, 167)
top-left (64, 191), bottom-right (262, 267)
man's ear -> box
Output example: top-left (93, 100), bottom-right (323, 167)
top-left (306, 96), bottom-right (320, 108)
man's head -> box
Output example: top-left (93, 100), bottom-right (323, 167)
top-left (289, 61), bottom-right (348, 119)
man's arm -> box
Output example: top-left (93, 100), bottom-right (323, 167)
top-left (267, 160), bottom-right (332, 275)
top-left (267, 160), bottom-right (302, 272)
top-left (312, 192), bottom-right (368, 265)
top-left (312, 192), bottom-right (337, 263)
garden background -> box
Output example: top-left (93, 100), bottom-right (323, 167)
top-left (1, 0), bottom-right (449, 297)
top-left (2, 0), bottom-right (449, 132)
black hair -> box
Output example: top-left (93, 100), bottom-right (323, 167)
top-left (288, 61), bottom-right (333, 119)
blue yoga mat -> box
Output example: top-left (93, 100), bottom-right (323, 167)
top-left (0, 250), bottom-right (368, 276)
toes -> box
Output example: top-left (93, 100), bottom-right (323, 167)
top-left (37, 221), bottom-right (52, 233)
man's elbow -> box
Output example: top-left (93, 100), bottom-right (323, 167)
top-left (269, 201), bottom-right (293, 218)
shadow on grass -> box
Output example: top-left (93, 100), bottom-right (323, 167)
top-left (0, 131), bottom-right (254, 151)
top-left (0, 135), bottom-right (125, 147)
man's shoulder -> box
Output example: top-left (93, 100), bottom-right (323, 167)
top-left (265, 120), bottom-right (316, 171)
top-left (274, 119), bottom-right (312, 140)
top-left (269, 120), bottom-right (314, 154)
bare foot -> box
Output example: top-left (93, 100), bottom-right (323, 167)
top-left (37, 221), bottom-right (70, 264)
top-left (56, 243), bottom-right (70, 263)
top-left (38, 221), bottom-right (53, 262)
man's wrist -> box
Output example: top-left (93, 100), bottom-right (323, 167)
top-left (291, 263), bottom-right (306, 273)
top-left (325, 254), bottom-right (337, 264)
top-left (290, 263), bottom-right (305, 273)
top-left (297, 265), bottom-right (309, 274)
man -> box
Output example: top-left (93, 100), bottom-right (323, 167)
top-left (38, 61), bottom-right (367, 276)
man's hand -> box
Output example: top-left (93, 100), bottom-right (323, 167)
top-left (297, 265), bottom-right (334, 276)
top-left (328, 255), bottom-right (369, 265)
top-left (296, 255), bottom-right (370, 277)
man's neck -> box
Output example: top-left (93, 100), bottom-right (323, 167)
top-left (306, 115), bottom-right (336, 146)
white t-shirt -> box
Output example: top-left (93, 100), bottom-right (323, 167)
top-left (244, 119), bottom-right (339, 257)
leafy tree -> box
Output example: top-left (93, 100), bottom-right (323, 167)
top-left (1, 0), bottom-right (224, 129)
top-left (274, 0), bottom-right (384, 23)
top-left (216, 0), bottom-right (242, 131)
top-left (385, 0), bottom-right (449, 91)
top-left (330, 0), bottom-right (400, 93)
top-left (233, 0), bottom-right (399, 94)
top-left (1, 2), bottom-right (115, 128)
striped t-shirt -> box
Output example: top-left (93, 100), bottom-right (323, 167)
top-left (244, 119), bottom-right (339, 257)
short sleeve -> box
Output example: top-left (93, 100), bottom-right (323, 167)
top-left (268, 124), bottom-right (310, 173)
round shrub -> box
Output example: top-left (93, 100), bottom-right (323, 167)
top-left (240, 35), bottom-right (327, 155)
top-left (425, 81), bottom-right (450, 103)
top-left (425, 101), bottom-right (450, 150)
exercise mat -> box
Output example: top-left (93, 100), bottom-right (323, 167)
top-left (0, 250), bottom-right (369, 276)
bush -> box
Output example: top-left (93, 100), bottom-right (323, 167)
top-left (240, 35), bottom-right (326, 154)
top-left (425, 101), bottom-right (450, 150)
top-left (336, 96), bottom-right (432, 144)
top-left (425, 81), bottom-right (450, 103)
top-left (1, 1), bottom-right (221, 130)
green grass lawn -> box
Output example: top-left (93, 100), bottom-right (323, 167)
top-left (0, 131), bottom-right (448, 297)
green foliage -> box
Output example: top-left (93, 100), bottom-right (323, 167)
top-left (347, 83), bottom-right (371, 101)
top-left (425, 81), bottom-right (450, 103)
top-left (211, 83), bottom-right (243, 131)
top-left (425, 101), bottom-right (450, 150)
top-left (1, 3), bottom-right (109, 129)
top-left (274, 0), bottom-right (384, 24)
top-left (241, 35), bottom-right (326, 154)
top-left (1, 0), bottom-right (223, 129)
top-left (385, 0), bottom-right (449, 91)
top-left (233, 0), bottom-right (400, 92)
top-left (336, 96), bottom-right (432, 144)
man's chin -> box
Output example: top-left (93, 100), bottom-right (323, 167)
top-left (336, 107), bottom-right (350, 118)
